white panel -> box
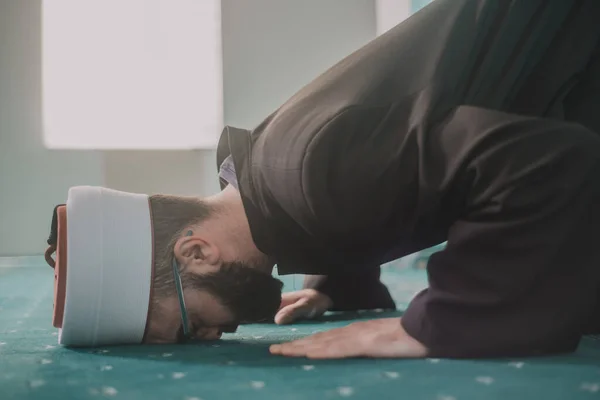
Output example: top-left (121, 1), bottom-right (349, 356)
top-left (221, 0), bottom-right (376, 129)
top-left (0, 0), bottom-right (105, 257)
top-left (42, 0), bottom-right (223, 150)
top-left (375, 0), bottom-right (412, 36)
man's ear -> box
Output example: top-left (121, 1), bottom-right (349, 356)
top-left (174, 232), bottom-right (221, 268)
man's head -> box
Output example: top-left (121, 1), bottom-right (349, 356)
top-left (144, 189), bottom-right (283, 343)
top-left (49, 186), bottom-right (283, 347)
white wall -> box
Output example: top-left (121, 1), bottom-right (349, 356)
top-left (376, 0), bottom-right (412, 36)
top-left (221, 0), bottom-right (376, 129)
top-left (0, 0), bottom-right (379, 256)
top-left (104, 0), bottom-right (377, 198)
top-left (103, 150), bottom-right (220, 197)
top-left (0, 0), bottom-right (104, 256)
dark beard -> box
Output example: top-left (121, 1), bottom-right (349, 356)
top-left (182, 261), bottom-right (284, 324)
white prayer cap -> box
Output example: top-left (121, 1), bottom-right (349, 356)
top-left (48, 186), bottom-right (154, 347)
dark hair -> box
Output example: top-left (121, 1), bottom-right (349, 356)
top-left (147, 194), bottom-right (283, 325)
top-left (148, 194), bottom-right (214, 307)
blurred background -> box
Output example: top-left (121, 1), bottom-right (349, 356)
top-left (0, 0), bottom-right (433, 257)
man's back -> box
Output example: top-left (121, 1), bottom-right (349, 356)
top-left (221, 0), bottom-right (600, 276)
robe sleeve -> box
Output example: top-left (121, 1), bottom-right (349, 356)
top-left (302, 267), bottom-right (396, 312)
top-left (401, 123), bottom-right (600, 358)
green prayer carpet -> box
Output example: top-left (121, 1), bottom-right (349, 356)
top-left (1, 255), bottom-right (599, 400)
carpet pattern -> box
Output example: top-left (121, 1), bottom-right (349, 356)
top-left (0, 254), bottom-right (599, 400)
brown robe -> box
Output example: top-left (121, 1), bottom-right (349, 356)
top-left (216, 0), bottom-right (600, 357)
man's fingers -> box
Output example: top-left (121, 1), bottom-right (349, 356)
top-left (270, 318), bottom-right (429, 360)
top-left (269, 327), bottom-right (362, 359)
top-left (278, 289), bottom-right (320, 310)
top-left (278, 292), bottom-right (302, 310)
top-left (278, 292), bottom-right (304, 309)
top-left (275, 289), bottom-right (330, 324)
top-left (275, 298), bottom-right (311, 325)
top-left (275, 297), bottom-right (315, 325)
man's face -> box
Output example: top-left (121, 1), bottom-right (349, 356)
top-left (146, 288), bottom-right (237, 342)
top-left (145, 261), bottom-right (284, 343)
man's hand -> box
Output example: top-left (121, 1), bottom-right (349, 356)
top-left (275, 289), bottom-right (333, 325)
top-left (269, 318), bottom-right (428, 359)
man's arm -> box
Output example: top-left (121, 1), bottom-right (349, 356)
top-left (274, 266), bottom-right (396, 325)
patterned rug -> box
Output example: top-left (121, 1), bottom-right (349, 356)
top-left (1, 254), bottom-right (599, 400)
